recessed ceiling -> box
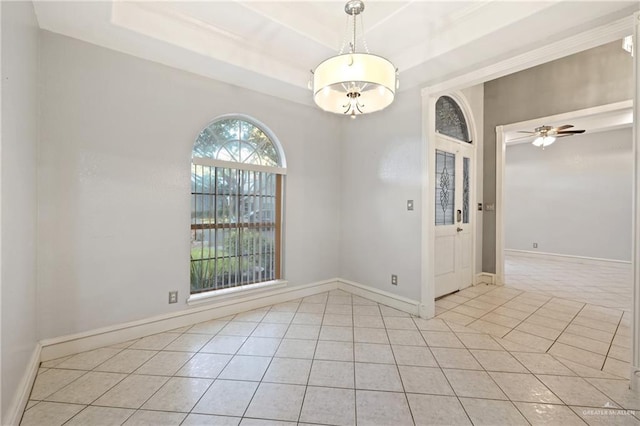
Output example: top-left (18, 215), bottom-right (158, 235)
top-left (33, 1), bottom-right (638, 106)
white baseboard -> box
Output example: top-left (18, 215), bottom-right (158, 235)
top-left (40, 279), bottom-right (339, 361)
top-left (3, 343), bottom-right (41, 426)
top-left (337, 279), bottom-right (420, 316)
top-left (475, 273), bottom-right (496, 285)
top-left (505, 249), bottom-right (631, 266)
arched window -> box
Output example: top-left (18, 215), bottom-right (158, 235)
top-left (435, 96), bottom-right (471, 143)
top-left (191, 116), bottom-right (286, 294)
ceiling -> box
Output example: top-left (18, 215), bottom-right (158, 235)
top-left (33, 1), bottom-right (638, 106)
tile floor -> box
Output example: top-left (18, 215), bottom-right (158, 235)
top-left (22, 285), bottom-right (639, 425)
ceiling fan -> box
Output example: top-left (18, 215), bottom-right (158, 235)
top-left (514, 124), bottom-right (585, 149)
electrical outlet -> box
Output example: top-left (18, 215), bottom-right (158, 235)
top-left (168, 291), bottom-right (178, 304)
top-left (533, 243), bottom-right (538, 249)
top-left (391, 274), bottom-right (398, 286)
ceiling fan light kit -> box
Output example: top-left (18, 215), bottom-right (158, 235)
top-left (513, 124), bottom-right (586, 149)
top-left (310, 0), bottom-right (399, 119)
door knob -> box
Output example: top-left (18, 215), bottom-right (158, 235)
top-left (457, 227), bottom-right (463, 232)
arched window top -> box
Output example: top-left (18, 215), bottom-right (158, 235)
top-left (436, 96), bottom-right (470, 143)
top-left (193, 116), bottom-right (285, 169)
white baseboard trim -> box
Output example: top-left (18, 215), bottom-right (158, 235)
top-left (505, 249), bottom-right (631, 266)
top-left (475, 273), bottom-right (496, 285)
top-left (40, 279), bottom-right (339, 361)
top-left (337, 279), bottom-right (420, 316)
top-left (3, 343), bottom-right (41, 426)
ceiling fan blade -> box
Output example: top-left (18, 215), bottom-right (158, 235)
top-left (556, 130), bottom-right (585, 134)
top-left (555, 134), bottom-right (574, 138)
top-left (554, 124), bottom-right (574, 131)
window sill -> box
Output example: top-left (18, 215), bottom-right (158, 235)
top-left (187, 280), bottom-right (288, 306)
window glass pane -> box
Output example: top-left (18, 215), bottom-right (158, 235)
top-left (436, 96), bottom-right (470, 143)
top-left (463, 157), bottom-right (470, 224)
top-left (435, 150), bottom-right (455, 226)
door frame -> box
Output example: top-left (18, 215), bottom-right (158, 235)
top-left (419, 15), bottom-right (638, 392)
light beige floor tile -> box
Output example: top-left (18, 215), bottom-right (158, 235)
top-left (353, 327), bottom-right (389, 344)
top-left (129, 333), bottom-right (180, 351)
top-left (413, 318), bottom-right (450, 331)
top-left (233, 309), bottom-right (268, 323)
top-left (20, 401), bottom-right (85, 426)
top-left (302, 294), bottom-right (328, 304)
top-left (245, 383), bottom-right (305, 422)
top-left (571, 406), bottom-right (640, 426)
top-left (407, 394), bottom-right (471, 426)
top-left (56, 348), bottom-right (122, 370)
top-left (322, 314), bottom-right (353, 327)
top-left (525, 313), bottom-right (571, 330)
top-left (142, 376), bottom-right (211, 412)
top-left (355, 362), bottom-right (403, 392)
top-left (608, 345), bottom-right (631, 363)
top-left (451, 304), bottom-right (490, 319)
top-left (284, 324), bottom-right (320, 340)
top-left (421, 331), bottom-right (465, 348)
top-left (356, 390), bottom-right (413, 426)
top-left (572, 316), bottom-right (619, 333)
top-left (324, 304), bottom-right (352, 315)
top-left (192, 379), bottom-right (258, 416)
top-left (274, 339), bottom-right (316, 359)
top-left (122, 410), bottom-right (186, 425)
top-left (261, 312), bottom-right (294, 324)
top-left (237, 337), bottom-right (281, 357)
top-left (386, 329), bottom-right (427, 346)
top-left (481, 312), bottom-right (522, 328)
top-left (512, 352), bottom-right (576, 376)
top-left (565, 324), bottom-right (614, 344)
top-left (176, 353), bottom-right (232, 379)
top-left (586, 378), bottom-right (640, 410)
top-left (182, 413), bottom-right (241, 426)
top-left (164, 333), bottom-right (212, 352)
top-left (492, 306), bottom-right (532, 321)
top-left (537, 375), bottom-right (619, 407)
top-left (40, 355), bottom-right (74, 369)
top-left (436, 299), bottom-right (460, 310)
top-left (443, 369), bottom-right (507, 400)
top-left (380, 305), bottom-right (411, 317)
top-left (270, 302), bottom-right (300, 313)
top-left (549, 343), bottom-right (605, 370)
top-left (514, 402), bottom-right (586, 426)
top-left (516, 322), bottom-right (563, 340)
top-left (218, 355), bottom-right (271, 381)
top-left (328, 295), bottom-right (352, 306)
top-left (93, 374), bottom-right (169, 409)
top-left (431, 348), bottom-right (482, 370)
top-left (314, 340), bottom-right (353, 361)
top-left (602, 357), bottom-right (630, 379)
top-left (29, 369), bottom-right (86, 400)
top-left (308, 360), bottom-right (354, 388)
top-left (263, 357), bottom-right (312, 385)
top-left (187, 320), bottom-right (228, 335)
top-left (466, 319), bottom-right (512, 337)
top-left (391, 345), bottom-right (438, 367)
top-left (353, 315), bottom-right (385, 329)
top-left (558, 333), bottom-right (610, 355)
top-left (353, 305), bottom-right (382, 316)
top-left (470, 349), bottom-right (528, 373)
top-left (383, 317), bottom-right (418, 330)
top-left (200, 336), bottom-right (247, 355)
top-left (555, 356), bottom-right (622, 380)
top-left (25, 400), bottom-right (38, 410)
top-left (319, 326), bottom-right (353, 342)
top-left (398, 365), bottom-right (454, 395)
top-left (455, 333), bottom-right (503, 350)
top-left (465, 298), bottom-right (501, 311)
top-left (251, 323), bottom-right (289, 338)
top-left (46, 371), bottom-right (126, 404)
top-left (354, 343), bottom-right (395, 364)
top-left (490, 371), bottom-right (562, 403)
top-left (219, 322), bottom-right (259, 337)
top-left (290, 313), bottom-right (322, 326)
top-left (460, 398), bottom-right (528, 426)
top-left (95, 349), bottom-right (157, 373)
top-left (504, 330), bottom-right (554, 352)
top-left (436, 310), bottom-right (475, 326)
top-left (352, 295), bottom-right (377, 306)
top-left (65, 406), bottom-right (135, 426)
top-left (135, 351), bottom-right (193, 376)
top-left (299, 386), bottom-right (355, 426)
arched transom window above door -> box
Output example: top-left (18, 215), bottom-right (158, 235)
top-left (436, 95), bottom-right (471, 143)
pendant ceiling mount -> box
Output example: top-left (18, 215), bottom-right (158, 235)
top-left (310, 1), bottom-right (398, 119)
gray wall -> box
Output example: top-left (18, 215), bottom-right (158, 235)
top-left (1, 1), bottom-right (40, 421)
top-left (505, 127), bottom-right (632, 261)
top-left (483, 40), bottom-right (633, 272)
top-left (38, 32), bottom-right (342, 339)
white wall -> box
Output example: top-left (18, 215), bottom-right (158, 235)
top-left (1, 1), bottom-right (40, 421)
top-left (505, 127), bottom-right (632, 261)
top-left (38, 32), bottom-right (342, 340)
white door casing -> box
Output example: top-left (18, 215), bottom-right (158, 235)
top-left (434, 134), bottom-right (474, 298)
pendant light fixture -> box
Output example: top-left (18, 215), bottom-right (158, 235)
top-left (310, 0), bottom-right (398, 119)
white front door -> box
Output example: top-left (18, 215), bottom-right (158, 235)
top-left (434, 134), bottom-right (474, 298)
